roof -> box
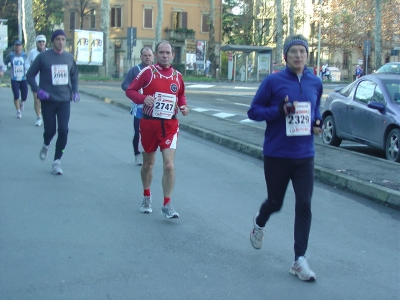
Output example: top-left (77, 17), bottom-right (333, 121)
top-left (220, 45), bottom-right (273, 53)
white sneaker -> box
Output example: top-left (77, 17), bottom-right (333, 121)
top-left (140, 195), bottom-right (152, 213)
top-left (39, 144), bottom-right (50, 161)
top-left (289, 256), bottom-right (316, 281)
top-left (161, 203), bottom-right (179, 218)
top-left (35, 118), bottom-right (43, 126)
top-left (52, 159), bottom-right (63, 175)
top-left (17, 110), bottom-right (21, 118)
top-left (134, 153), bottom-right (142, 166)
top-left (250, 213), bottom-right (265, 250)
top-left (20, 101), bottom-right (24, 111)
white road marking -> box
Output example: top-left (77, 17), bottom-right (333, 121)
top-left (240, 119), bottom-right (262, 123)
top-left (186, 84), bottom-right (216, 88)
top-left (192, 108), bottom-right (211, 112)
top-left (213, 112), bottom-right (236, 118)
top-left (234, 103), bottom-right (250, 107)
top-left (233, 86), bottom-right (257, 90)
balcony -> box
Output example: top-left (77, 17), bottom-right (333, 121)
top-left (165, 28), bottom-right (195, 41)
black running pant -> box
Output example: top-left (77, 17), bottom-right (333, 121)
top-left (256, 156), bottom-right (314, 259)
top-left (41, 101), bottom-right (70, 161)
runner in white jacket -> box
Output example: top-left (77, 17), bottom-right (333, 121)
top-left (25, 34), bottom-right (48, 126)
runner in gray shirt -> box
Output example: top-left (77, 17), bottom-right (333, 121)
top-left (26, 30), bottom-right (79, 175)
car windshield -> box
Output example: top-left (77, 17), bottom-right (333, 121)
top-left (376, 63), bottom-right (400, 74)
top-left (385, 81), bottom-right (400, 104)
top-left (339, 81), bottom-right (356, 97)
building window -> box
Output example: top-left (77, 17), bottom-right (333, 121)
top-left (111, 7), bottom-right (122, 28)
top-left (173, 11), bottom-right (187, 30)
top-left (144, 8), bottom-right (153, 29)
top-left (69, 11), bottom-right (76, 30)
top-left (201, 14), bottom-right (210, 33)
top-left (89, 9), bottom-right (96, 29)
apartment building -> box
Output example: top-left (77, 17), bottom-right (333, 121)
top-left (63, 0), bottom-right (222, 77)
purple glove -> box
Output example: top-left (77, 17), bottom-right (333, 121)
top-left (37, 89), bottom-right (50, 100)
top-left (73, 93), bottom-right (80, 102)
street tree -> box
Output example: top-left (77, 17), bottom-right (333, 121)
top-left (0, 0), bottom-right (19, 47)
top-left (374, 0), bottom-right (382, 71)
top-left (32, 0), bottom-right (64, 38)
top-left (65, 0), bottom-right (94, 29)
top-left (275, 0), bottom-right (284, 63)
top-left (100, 0), bottom-right (110, 77)
top-left (22, 0), bottom-right (36, 51)
top-left (207, 0), bottom-right (216, 77)
top-left (155, 0), bottom-right (163, 44)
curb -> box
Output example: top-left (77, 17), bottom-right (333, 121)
top-left (79, 89), bottom-right (400, 211)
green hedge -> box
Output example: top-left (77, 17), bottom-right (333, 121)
top-left (77, 65), bottom-right (99, 73)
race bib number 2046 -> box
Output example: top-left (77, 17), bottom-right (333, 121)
top-left (51, 64), bottom-right (69, 85)
top-left (285, 102), bottom-right (311, 136)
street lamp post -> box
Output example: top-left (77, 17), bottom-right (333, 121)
top-left (316, 0), bottom-right (322, 77)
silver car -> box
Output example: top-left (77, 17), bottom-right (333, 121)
top-left (321, 73), bottom-right (400, 162)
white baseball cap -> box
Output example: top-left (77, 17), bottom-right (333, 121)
top-left (36, 35), bottom-right (46, 42)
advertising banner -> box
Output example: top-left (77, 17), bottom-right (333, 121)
top-left (89, 31), bottom-right (103, 65)
top-left (185, 53), bottom-right (196, 70)
top-left (74, 30), bottom-right (104, 65)
top-left (0, 24), bottom-right (7, 50)
top-left (258, 53), bottom-right (271, 75)
top-left (196, 40), bottom-right (205, 71)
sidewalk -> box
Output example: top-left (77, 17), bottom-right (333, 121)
top-left (78, 81), bottom-right (397, 210)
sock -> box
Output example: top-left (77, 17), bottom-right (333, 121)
top-left (163, 197), bottom-right (170, 206)
top-left (143, 189), bottom-right (150, 197)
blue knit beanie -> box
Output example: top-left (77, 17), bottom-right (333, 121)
top-left (51, 30), bottom-right (66, 42)
top-left (283, 34), bottom-right (309, 61)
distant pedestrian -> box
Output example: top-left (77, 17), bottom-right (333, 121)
top-left (126, 41), bottom-right (189, 219)
top-left (0, 54), bottom-right (5, 79)
top-left (4, 40), bottom-right (28, 119)
top-left (325, 64), bottom-right (331, 81)
top-left (247, 62), bottom-right (253, 81)
top-left (26, 30), bottom-right (79, 175)
top-left (121, 47), bottom-right (153, 166)
top-left (240, 65), bottom-right (246, 81)
top-left (204, 59), bottom-right (211, 77)
top-left (25, 34), bottom-right (48, 126)
top-left (248, 34), bottom-right (323, 282)
top-left (356, 65), bottom-right (363, 79)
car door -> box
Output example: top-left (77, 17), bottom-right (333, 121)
top-left (349, 80), bottom-right (384, 147)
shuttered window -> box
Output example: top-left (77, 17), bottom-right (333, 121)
top-left (144, 8), bottom-right (153, 29)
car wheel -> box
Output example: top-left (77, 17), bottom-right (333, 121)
top-left (385, 128), bottom-right (400, 162)
top-left (322, 115), bottom-right (342, 147)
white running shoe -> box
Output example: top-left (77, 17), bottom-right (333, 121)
top-left (20, 101), bottom-right (24, 111)
top-left (134, 153), bottom-right (142, 166)
top-left (140, 195), bottom-right (152, 213)
top-left (161, 203), bottom-right (179, 218)
top-left (35, 118), bottom-right (43, 126)
top-left (289, 256), bottom-right (316, 281)
top-left (250, 213), bottom-right (265, 250)
top-left (40, 144), bottom-right (49, 161)
top-left (17, 110), bottom-right (21, 119)
top-left (52, 159), bottom-right (63, 175)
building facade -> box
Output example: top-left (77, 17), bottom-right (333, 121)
top-left (63, 0), bottom-right (223, 77)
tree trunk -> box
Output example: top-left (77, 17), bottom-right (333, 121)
top-left (22, 0), bottom-right (36, 51)
top-left (155, 0), bottom-right (163, 44)
top-left (374, 0), bottom-right (382, 70)
top-left (100, 0), bottom-right (110, 77)
top-left (289, 0), bottom-right (295, 35)
top-left (208, 0), bottom-right (216, 78)
top-left (275, 0), bottom-right (283, 63)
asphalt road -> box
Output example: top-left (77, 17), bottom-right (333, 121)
top-left (0, 87), bottom-right (399, 299)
